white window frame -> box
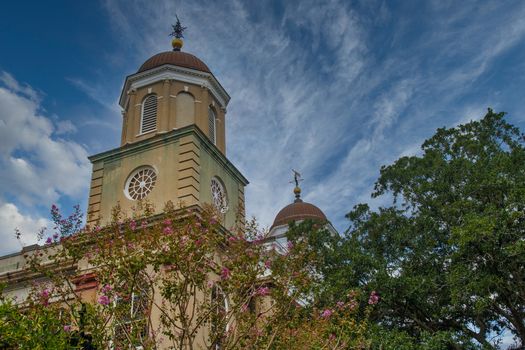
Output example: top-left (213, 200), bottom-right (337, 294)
top-left (110, 291), bottom-right (148, 350)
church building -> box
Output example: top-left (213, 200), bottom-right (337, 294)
top-left (0, 22), bottom-right (331, 348)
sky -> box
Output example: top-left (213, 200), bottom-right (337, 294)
top-left (1, 0), bottom-right (525, 258)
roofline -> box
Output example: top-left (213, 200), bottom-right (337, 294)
top-left (88, 125), bottom-right (249, 186)
top-left (119, 64), bottom-right (231, 110)
top-left (268, 220), bottom-right (337, 235)
top-left (0, 244), bottom-right (40, 260)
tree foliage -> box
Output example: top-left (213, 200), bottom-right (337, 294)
top-left (344, 109), bottom-right (525, 349)
top-left (281, 110), bottom-right (524, 349)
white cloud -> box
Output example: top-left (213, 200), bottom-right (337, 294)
top-left (0, 203), bottom-right (50, 255)
top-left (0, 72), bottom-right (91, 255)
top-left (55, 120), bottom-right (77, 135)
top-left (0, 73), bottom-right (91, 207)
top-left (0, 71), bottom-right (42, 103)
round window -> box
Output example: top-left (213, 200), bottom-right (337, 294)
top-left (210, 177), bottom-right (228, 213)
top-left (125, 166), bottom-right (157, 200)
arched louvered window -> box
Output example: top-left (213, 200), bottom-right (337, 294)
top-left (208, 107), bottom-right (216, 144)
top-left (140, 94), bottom-right (157, 134)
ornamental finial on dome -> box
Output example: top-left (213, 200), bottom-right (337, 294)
top-left (291, 169), bottom-right (303, 203)
top-left (170, 15), bottom-right (187, 51)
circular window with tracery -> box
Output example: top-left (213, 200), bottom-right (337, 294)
top-left (211, 177), bottom-right (228, 213)
top-left (125, 166), bottom-right (157, 200)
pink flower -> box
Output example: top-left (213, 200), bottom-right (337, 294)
top-left (163, 219), bottom-right (172, 226)
top-left (129, 220), bottom-right (137, 231)
top-left (207, 280), bottom-right (215, 288)
top-left (336, 301), bottom-right (345, 309)
top-left (101, 284), bottom-right (112, 294)
top-left (41, 288), bottom-right (50, 298)
top-left (220, 267), bottom-right (231, 280)
top-left (264, 260), bottom-right (271, 269)
top-left (45, 237), bottom-right (52, 244)
top-left (256, 286), bottom-right (270, 296)
top-left (228, 236), bottom-right (237, 242)
top-left (63, 325), bottom-right (72, 332)
top-left (321, 309), bottom-right (333, 318)
top-left (40, 289), bottom-right (50, 306)
top-left (98, 295), bottom-right (110, 306)
top-left (163, 226), bottom-right (173, 235)
top-left (368, 291), bottom-right (379, 305)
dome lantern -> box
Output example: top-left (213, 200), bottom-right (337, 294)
top-left (118, 20), bottom-right (230, 154)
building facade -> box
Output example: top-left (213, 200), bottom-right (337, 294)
top-left (0, 31), bottom-right (331, 348)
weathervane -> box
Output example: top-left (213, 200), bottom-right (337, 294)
top-left (170, 15), bottom-right (187, 51)
top-left (291, 169), bottom-right (303, 187)
top-left (290, 169), bottom-right (304, 202)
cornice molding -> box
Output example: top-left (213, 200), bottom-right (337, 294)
top-left (88, 126), bottom-right (249, 186)
top-left (119, 65), bottom-right (230, 109)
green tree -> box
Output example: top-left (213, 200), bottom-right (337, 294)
top-left (344, 109), bottom-right (525, 349)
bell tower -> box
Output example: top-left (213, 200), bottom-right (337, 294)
top-left (86, 20), bottom-right (248, 227)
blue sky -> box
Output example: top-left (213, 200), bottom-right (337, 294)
top-left (1, 0), bottom-right (525, 258)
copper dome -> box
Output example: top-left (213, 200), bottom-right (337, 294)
top-left (138, 51), bottom-right (211, 73)
top-left (271, 201), bottom-right (327, 229)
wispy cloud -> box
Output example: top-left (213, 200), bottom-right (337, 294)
top-left (2, 1), bottom-right (524, 256)
top-left (0, 71), bottom-right (43, 103)
top-left (66, 77), bottom-right (121, 114)
top-left (97, 0), bottom-right (525, 232)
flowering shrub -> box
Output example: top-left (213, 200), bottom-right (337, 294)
top-left (1, 202), bottom-right (376, 349)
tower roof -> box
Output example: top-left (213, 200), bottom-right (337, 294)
top-left (138, 51), bottom-right (211, 73)
top-left (270, 172), bottom-right (328, 230)
top-left (271, 201), bottom-right (327, 229)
